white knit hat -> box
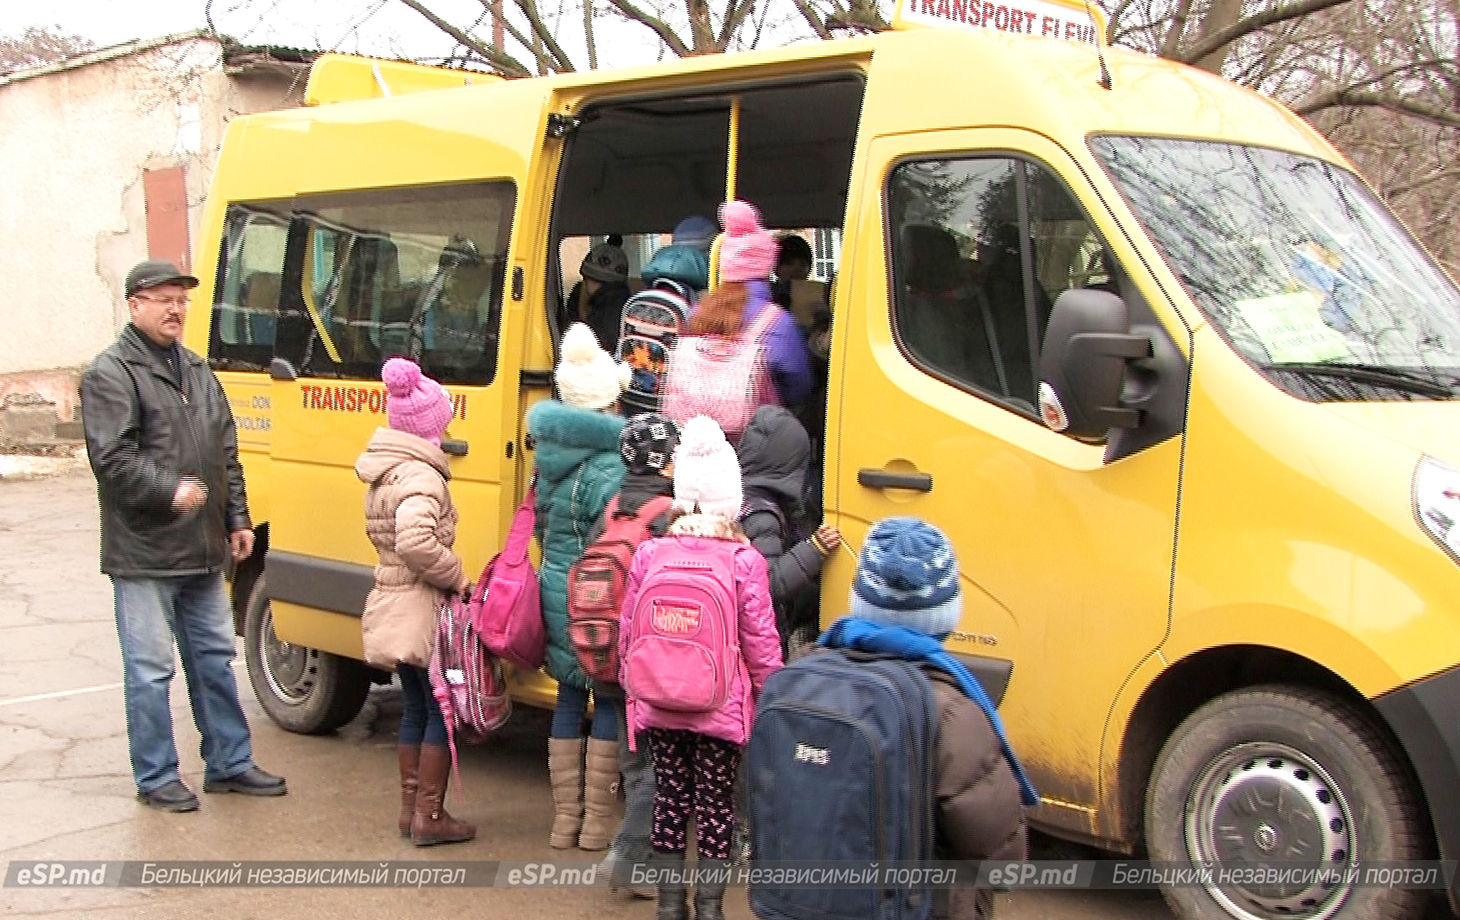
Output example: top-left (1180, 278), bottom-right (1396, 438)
top-left (672, 415), bottom-right (743, 519)
top-left (556, 322), bottom-right (630, 410)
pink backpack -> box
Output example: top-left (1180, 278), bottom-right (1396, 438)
top-left (621, 538), bottom-right (743, 713)
top-left (661, 305), bottom-right (783, 443)
top-left (429, 592), bottom-right (511, 780)
top-left (468, 483), bottom-right (545, 672)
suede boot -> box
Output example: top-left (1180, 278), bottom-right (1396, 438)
top-left (548, 737), bottom-right (585, 849)
top-left (579, 737), bottom-right (620, 850)
top-left (397, 745), bottom-right (421, 837)
top-left (411, 744), bottom-right (475, 846)
top-left (693, 859), bottom-right (729, 920)
top-left (653, 850), bottom-right (688, 920)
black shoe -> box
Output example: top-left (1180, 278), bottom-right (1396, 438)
top-left (137, 780), bottom-right (199, 812)
top-left (203, 766), bottom-right (287, 796)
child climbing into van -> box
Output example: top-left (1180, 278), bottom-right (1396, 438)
top-left (528, 322), bottom-right (630, 852)
top-left (618, 415), bottom-right (784, 920)
top-left (736, 405), bottom-right (841, 657)
top-left (661, 200), bottom-right (812, 445)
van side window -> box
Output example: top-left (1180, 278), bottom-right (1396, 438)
top-left (888, 157), bottom-right (1113, 417)
top-left (209, 204), bottom-right (290, 372)
top-left (268, 182), bottom-right (516, 385)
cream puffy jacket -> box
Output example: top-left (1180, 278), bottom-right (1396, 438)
top-left (354, 428), bottom-right (464, 669)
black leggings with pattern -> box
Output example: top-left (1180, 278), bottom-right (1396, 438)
top-left (647, 728), bottom-right (741, 861)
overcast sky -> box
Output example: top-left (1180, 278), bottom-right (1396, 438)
top-left (0, 1), bottom-right (554, 64)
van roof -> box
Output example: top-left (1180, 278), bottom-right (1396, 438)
top-left (290, 28), bottom-right (1333, 166)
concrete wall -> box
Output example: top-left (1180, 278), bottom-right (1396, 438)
top-left (0, 34), bottom-right (306, 419)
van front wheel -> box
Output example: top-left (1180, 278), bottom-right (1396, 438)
top-left (1146, 685), bottom-right (1426, 920)
top-left (243, 575), bottom-right (371, 734)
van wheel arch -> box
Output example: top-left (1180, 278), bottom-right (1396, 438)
top-left (1145, 683), bottom-right (1428, 920)
top-left (1116, 646), bottom-right (1394, 850)
top-left (242, 573), bottom-right (372, 734)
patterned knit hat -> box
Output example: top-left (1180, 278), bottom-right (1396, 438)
top-left (556, 322), bottom-right (631, 410)
top-left (672, 415), bottom-right (743, 519)
top-left (672, 215), bottom-right (717, 253)
top-left (849, 517), bottom-right (962, 637)
top-left (580, 240), bottom-right (629, 283)
top-left (382, 357), bottom-right (453, 447)
top-left (620, 413), bottom-right (680, 475)
top-left (718, 200), bottom-right (777, 283)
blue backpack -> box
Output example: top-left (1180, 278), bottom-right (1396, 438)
top-left (747, 649), bottom-right (938, 920)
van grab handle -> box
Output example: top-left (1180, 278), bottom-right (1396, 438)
top-left (857, 469), bottom-right (933, 492)
top-left (441, 438), bottom-right (469, 457)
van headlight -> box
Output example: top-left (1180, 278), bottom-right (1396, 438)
top-left (1414, 457), bottom-right (1460, 561)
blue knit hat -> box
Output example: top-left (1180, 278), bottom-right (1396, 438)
top-left (849, 517), bottom-right (962, 637)
top-left (672, 215), bottom-right (717, 253)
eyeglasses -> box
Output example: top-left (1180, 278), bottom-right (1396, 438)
top-left (132, 292), bottom-right (191, 307)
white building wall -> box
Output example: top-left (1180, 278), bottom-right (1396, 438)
top-left (0, 33), bottom-right (306, 421)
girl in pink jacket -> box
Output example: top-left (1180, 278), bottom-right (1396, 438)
top-left (618, 415), bottom-right (783, 920)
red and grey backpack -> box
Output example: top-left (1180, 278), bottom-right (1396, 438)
top-left (566, 494), bottom-right (675, 684)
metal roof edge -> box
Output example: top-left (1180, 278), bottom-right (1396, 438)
top-left (0, 30), bottom-right (215, 87)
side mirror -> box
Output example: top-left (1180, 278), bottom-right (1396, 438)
top-left (1038, 289), bottom-right (1151, 439)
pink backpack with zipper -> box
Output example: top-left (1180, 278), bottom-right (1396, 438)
top-left (621, 538), bottom-right (743, 713)
top-left (660, 305), bottom-right (782, 444)
top-left (429, 592), bottom-right (511, 781)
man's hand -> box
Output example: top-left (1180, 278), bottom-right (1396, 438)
top-left (171, 476), bottom-right (208, 514)
top-left (230, 529), bottom-right (255, 562)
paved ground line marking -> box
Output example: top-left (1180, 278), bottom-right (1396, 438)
top-left (0, 661), bottom-right (244, 707)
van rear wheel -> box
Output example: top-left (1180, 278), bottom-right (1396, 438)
top-left (1145, 685), bottom-right (1426, 920)
top-left (243, 575), bottom-right (371, 735)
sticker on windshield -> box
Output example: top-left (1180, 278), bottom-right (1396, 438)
top-left (1231, 291), bottom-right (1352, 364)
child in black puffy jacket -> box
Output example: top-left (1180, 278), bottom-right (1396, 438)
top-left (735, 405), bottom-right (841, 657)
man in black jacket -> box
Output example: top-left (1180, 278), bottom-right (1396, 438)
top-left (81, 260), bottom-right (286, 812)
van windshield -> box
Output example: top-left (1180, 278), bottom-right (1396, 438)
top-left (1090, 136), bottom-right (1460, 400)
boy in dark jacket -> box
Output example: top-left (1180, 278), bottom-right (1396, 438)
top-left (736, 405), bottom-right (840, 656)
top-left (821, 517), bottom-right (1033, 919)
top-left (593, 413), bottom-right (680, 897)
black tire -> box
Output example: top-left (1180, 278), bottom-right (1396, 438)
top-left (1146, 685), bottom-right (1427, 920)
top-left (243, 574), bottom-right (371, 735)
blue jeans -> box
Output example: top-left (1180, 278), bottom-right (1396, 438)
top-left (550, 682), bottom-right (620, 741)
top-left (111, 573), bottom-right (254, 793)
top-left (397, 663), bottom-right (447, 746)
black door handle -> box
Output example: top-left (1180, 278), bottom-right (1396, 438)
top-left (441, 438), bottom-right (469, 457)
top-left (857, 469), bottom-right (933, 492)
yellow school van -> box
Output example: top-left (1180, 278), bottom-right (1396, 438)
top-left (185, 13), bottom-right (1460, 920)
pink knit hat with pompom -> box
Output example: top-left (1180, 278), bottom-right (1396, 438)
top-left (382, 357), bottom-right (453, 447)
top-left (717, 200), bottom-right (777, 282)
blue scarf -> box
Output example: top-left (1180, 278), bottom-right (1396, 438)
top-left (820, 617), bottom-right (1039, 807)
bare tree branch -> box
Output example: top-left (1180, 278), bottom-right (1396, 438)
top-left (718, 0), bottom-right (763, 46)
top-left (790, 0), bottom-right (833, 40)
top-left (1178, 0), bottom-right (1354, 67)
top-left (398, 0), bottom-right (531, 75)
top-left (605, 0), bottom-right (692, 56)
top-left (1295, 88), bottom-right (1460, 128)
top-left (469, 0), bottom-right (544, 70)
top-left (512, 0), bottom-right (576, 72)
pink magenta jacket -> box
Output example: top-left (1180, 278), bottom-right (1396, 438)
top-left (618, 516), bottom-right (784, 746)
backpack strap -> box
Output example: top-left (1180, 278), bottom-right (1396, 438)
top-left (821, 616), bottom-right (1040, 806)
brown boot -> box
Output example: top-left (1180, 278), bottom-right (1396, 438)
top-left (397, 745), bottom-right (421, 837)
top-left (579, 737), bottom-right (620, 850)
top-left (411, 744), bottom-right (475, 846)
top-left (548, 737), bottom-right (585, 848)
